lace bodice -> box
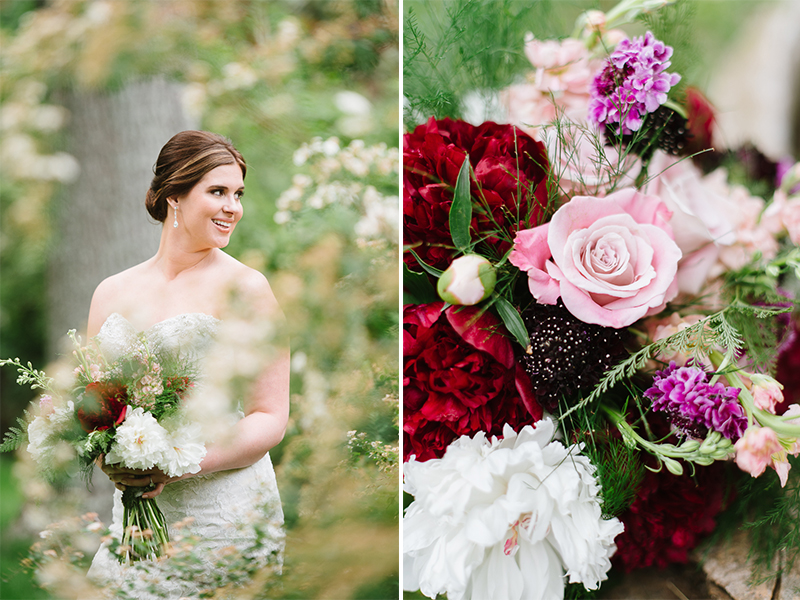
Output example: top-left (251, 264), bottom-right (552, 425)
top-left (95, 312), bottom-right (219, 364)
top-left (88, 312), bottom-right (284, 598)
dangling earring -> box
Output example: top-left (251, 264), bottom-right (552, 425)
top-left (173, 205), bottom-right (178, 228)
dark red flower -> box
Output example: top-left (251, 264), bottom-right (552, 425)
top-left (403, 302), bottom-right (543, 462)
top-left (613, 458), bottom-right (729, 572)
top-left (77, 382), bottom-right (129, 432)
top-left (403, 117), bottom-right (549, 271)
top-left (777, 321), bottom-right (800, 408)
top-left (684, 86), bottom-right (715, 156)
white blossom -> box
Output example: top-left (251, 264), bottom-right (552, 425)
top-left (26, 400), bottom-right (75, 463)
top-left (27, 416), bottom-right (52, 462)
top-left (403, 419), bottom-right (624, 600)
top-left (104, 407), bottom-right (170, 470)
top-left (160, 423), bottom-right (206, 478)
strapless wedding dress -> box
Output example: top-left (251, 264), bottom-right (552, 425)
top-left (87, 313), bottom-right (284, 599)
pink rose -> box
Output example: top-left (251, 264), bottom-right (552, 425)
top-left (509, 188), bottom-right (681, 328)
top-left (648, 152), bottom-right (779, 293)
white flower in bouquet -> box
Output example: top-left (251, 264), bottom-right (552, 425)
top-left (27, 399), bottom-right (75, 463)
top-left (27, 415), bottom-right (52, 463)
top-left (403, 418), bottom-right (623, 600)
top-left (104, 407), bottom-right (170, 470)
top-left (161, 423), bottom-right (206, 478)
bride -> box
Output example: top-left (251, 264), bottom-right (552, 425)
top-left (86, 130), bottom-right (289, 596)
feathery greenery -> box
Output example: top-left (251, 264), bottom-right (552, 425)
top-left (403, 0), bottom-right (575, 129)
top-left (638, 0), bottom-right (697, 100)
top-left (0, 414), bottom-right (30, 453)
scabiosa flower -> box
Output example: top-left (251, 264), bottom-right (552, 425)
top-left (519, 301), bottom-right (629, 412)
top-left (403, 419), bottom-right (624, 600)
top-left (589, 32), bottom-right (681, 136)
top-left (644, 362), bottom-right (747, 441)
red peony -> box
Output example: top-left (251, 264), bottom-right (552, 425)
top-left (77, 382), bottom-right (129, 432)
top-left (613, 460), bottom-right (729, 571)
top-left (403, 302), bottom-right (543, 462)
top-left (403, 117), bottom-right (549, 271)
top-left (776, 322), bottom-right (800, 408)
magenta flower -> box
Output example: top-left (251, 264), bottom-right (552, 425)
top-left (589, 32), bottom-right (681, 135)
top-left (644, 362), bottom-right (746, 441)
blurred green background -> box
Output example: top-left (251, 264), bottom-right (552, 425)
top-left (0, 1), bottom-right (398, 599)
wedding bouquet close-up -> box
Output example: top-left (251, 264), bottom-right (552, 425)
top-left (402, 0), bottom-right (800, 598)
top-left (2, 325), bottom-right (204, 564)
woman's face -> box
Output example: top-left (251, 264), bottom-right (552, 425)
top-left (174, 162), bottom-right (244, 249)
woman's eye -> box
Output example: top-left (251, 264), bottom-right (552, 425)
top-left (211, 189), bottom-right (223, 196)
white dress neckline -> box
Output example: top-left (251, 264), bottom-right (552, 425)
top-left (100, 311), bottom-right (220, 334)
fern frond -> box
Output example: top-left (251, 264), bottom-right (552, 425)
top-left (0, 414), bottom-right (30, 452)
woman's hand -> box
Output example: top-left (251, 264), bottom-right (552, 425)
top-left (97, 455), bottom-right (171, 499)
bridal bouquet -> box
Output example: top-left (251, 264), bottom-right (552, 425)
top-left (403, 1), bottom-right (800, 598)
top-left (1, 330), bottom-right (205, 563)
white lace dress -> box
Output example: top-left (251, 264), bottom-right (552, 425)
top-left (87, 313), bottom-right (284, 599)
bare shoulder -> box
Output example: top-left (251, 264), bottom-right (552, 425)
top-left (87, 263), bottom-right (151, 336)
top-left (217, 253), bottom-right (283, 320)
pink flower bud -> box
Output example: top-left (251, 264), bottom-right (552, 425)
top-left (437, 255), bottom-right (496, 306)
top-left (38, 394), bottom-right (53, 416)
top-left (734, 426), bottom-right (789, 486)
top-left (750, 374), bottom-right (784, 414)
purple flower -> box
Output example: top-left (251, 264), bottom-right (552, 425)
top-left (589, 32), bottom-right (681, 135)
top-left (644, 362), bottom-right (746, 441)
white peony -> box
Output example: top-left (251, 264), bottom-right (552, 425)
top-left (104, 407), bottom-right (170, 470)
top-left (403, 418), bottom-right (624, 600)
top-left (160, 423), bottom-right (207, 478)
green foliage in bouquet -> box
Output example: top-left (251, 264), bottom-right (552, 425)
top-left (562, 402), bottom-right (646, 520)
top-left (404, 0), bottom-right (577, 128)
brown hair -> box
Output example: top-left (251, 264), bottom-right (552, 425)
top-left (145, 130), bottom-right (246, 222)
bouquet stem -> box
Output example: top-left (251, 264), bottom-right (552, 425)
top-left (120, 487), bottom-right (169, 563)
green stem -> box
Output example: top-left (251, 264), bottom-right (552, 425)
top-left (708, 349), bottom-right (800, 439)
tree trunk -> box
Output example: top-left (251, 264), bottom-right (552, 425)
top-left (48, 77), bottom-right (196, 356)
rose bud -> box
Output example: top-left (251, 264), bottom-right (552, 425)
top-left (750, 373), bottom-right (784, 414)
top-left (437, 254), bottom-right (496, 306)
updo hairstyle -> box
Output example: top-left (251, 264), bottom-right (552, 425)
top-left (145, 130), bottom-right (246, 222)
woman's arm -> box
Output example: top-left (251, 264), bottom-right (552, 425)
top-left (87, 276), bottom-right (121, 338)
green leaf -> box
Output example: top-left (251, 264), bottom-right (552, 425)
top-left (403, 263), bottom-right (439, 305)
top-left (449, 155), bottom-right (472, 252)
top-left (409, 249), bottom-right (444, 277)
top-left (492, 295), bottom-right (528, 349)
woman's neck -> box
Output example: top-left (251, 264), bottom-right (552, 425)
top-left (153, 225), bottom-right (217, 280)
